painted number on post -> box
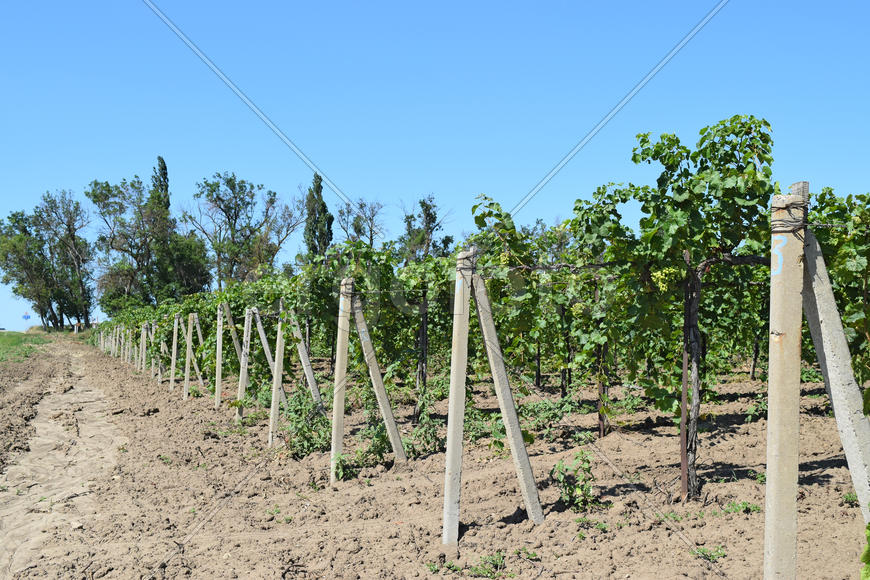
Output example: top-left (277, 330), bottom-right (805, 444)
top-left (771, 234), bottom-right (787, 276)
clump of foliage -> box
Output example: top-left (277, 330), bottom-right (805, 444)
top-left (282, 387), bottom-right (331, 459)
top-left (550, 451), bottom-right (597, 512)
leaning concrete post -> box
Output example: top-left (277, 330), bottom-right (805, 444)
top-left (764, 181), bottom-right (808, 579)
top-left (193, 313), bottom-right (208, 384)
top-left (442, 247), bottom-right (476, 545)
top-left (183, 313), bottom-right (195, 400)
top-left (351, 293), bottom-right (408, 462)
top-left (290, 309), bottom-right (323, 408)
top-left (803, 229), bottom-right (870, 524)
top-left (215, 305), bottom-right (224, 409)
top-left (472, 273), bottom-right (544, 524)
top-left (222, 303), bottom-right (244, 363)
top-left (169, 314), bottom-right (179, 391)
top-left (330, 278), bottom-right (354, 485)
top-left (252, 308), bottom-right (288, 407)
top-left (236, 308), bottom-right (253, 423)
top-left (268, 312), bottom-right (286, 447)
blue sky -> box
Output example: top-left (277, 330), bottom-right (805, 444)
top-left (1, 1), bottom-right (867, 330)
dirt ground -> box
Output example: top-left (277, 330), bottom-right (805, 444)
top-left (0, 336), bottom-right (864, 579)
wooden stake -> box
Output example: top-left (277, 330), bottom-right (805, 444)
top-left (140, 324), bottom-right (147, 372)
top-left (268, 312), bottom-right (286, 447)
top-left (236, 308), bottom-right (253, 423)
top-left (330, 278), bottom-right (354, 485)
top-left (472, 273), bottom-right (543, 525)
top-left (194, 313), bottom-right (209, 384)
top-left (183, 313), bottom-right (194, 400)
top-left (442, 248), bottom-right (476, 545)
top-left (351, 292), bottom-right (407, 462)
top-left (215, 305), bottom-right (223, 409)
top-left (763, 182), bottom-right (807, 579)
top-left (169, 314), bottom-right (179, 391)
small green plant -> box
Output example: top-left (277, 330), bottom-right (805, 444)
top-left (334, 453), bottom-right (358, 481)
top-left (594, 521), bottom-right (610, 532)
top-left (425, 562), bottom-right (440, 573)
top-left (749, 470), bottom-right (766, 484)
top-left (723, 501), bottom-right (760, 514)
top-left (0, 485), bottom-right (7, 492)
top-left (692, 545), bottom-right (726, 563)
top-left (282, 516), bottom-right (293, 524)
top-left (514, 547), bottom-right (540, 562)
top-left (550, 451), bottom-right (597, 512)
top-left (118, 444), bottom-right (128, 453)
top-left (657, 511), bottom-right (683, 522)
top-left (745, 391), bottom-right (768, 423)
top-left (800, 366), bottom-right (824, 383)
top-left (843, 492), bottom-right (860, 508)
top-left (444, 562), bottom-right (461, 572)
top-left (860, 516), bottom-right (870, 579)
top-left (467, 551), bottom-right (507, 578)
top-left (267, 505), bottom-right (281, 516)
top-left (158, 454), bottom-right (172, 465)
top-left (190, 508), bottom-right (196, 514)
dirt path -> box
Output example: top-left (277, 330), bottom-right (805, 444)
top-left (0, 337), bottom-right (865, 578)
top-left (0, 344), bottom-right (126, 577)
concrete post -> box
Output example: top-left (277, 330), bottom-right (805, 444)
top-left (442, 247), bottom-right (476, 545)
top-left (268, 313), bottom-right (285, 447)
top-left (290, 309), bottom-right (323, 408)
top-left (183, 313), bottom-right (194, 400)
top-left (252, 308), bottom-right (288, 407)
top-left (472, 273), bottom-right (544, 524)
top-left (222, 303), bottom-right (244, 363)
top-left (764, 181), bottom-right (807, 579)
top-left (140, 324), bottom-right (147, 372)
top-left (215, 305), bottom-right (223, 409)
top-left (803, 229), bottom-right (870, 524)
top-left (351, 293), bottom-right (407, 462)
top-left (330, 278), bottom-right (354, 486)
top-left (236, 308), bottom-right (253, 423)
top-left (169, 314), bottom-right (179, 391)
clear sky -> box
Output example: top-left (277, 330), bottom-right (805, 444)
top-left (1, 1), bottom-right (867, 331)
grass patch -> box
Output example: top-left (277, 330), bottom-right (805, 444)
top-left (0, 332), bottom-right (49, 362)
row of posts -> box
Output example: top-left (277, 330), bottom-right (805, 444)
top-left (94, 192), bottom-right (870, 573)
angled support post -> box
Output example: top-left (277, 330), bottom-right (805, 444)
top-left (351, 291), bottom-right (407, 463)
top-left (222, 302), bottom-right (243, 362)
top-left (803, 229), bottom-right (870, 524)
top-left (252, 307), bottom-right (288, 407)
top-left (289, 309), bottom-right (324, 409)
top-left (472, 273), bottom-right (544, 525)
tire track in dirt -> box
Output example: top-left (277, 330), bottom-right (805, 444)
top-left (0, 345), bottom-right (126, 577)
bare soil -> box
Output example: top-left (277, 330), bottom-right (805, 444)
top-left (0, 337), bottom-right (864, 579)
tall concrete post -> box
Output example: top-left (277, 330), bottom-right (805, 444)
top-left (330, 278), bottom-right (354, 485)
top-left (442, 247), bottom-right (476, 545)
top-left (268, 313), bottom-right (285, 447)
top-left (235, 308), bottom-right (253, 423)
top-left (169, 315), bottom-right (179, 391)
top-left (215, 305), bottom-right (224, 409)
top-left (803, 229), bottom-right (870, 524)
top-left (183, 313), bottom-right (195, 400)
top-left (764, 181), bottom-right (808, 579)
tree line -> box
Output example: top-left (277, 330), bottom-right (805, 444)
top-left (0, 155), bottom-right (451, 329)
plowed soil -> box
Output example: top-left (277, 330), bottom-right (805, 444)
top-left (0, 336), bottom-right (864, 579)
